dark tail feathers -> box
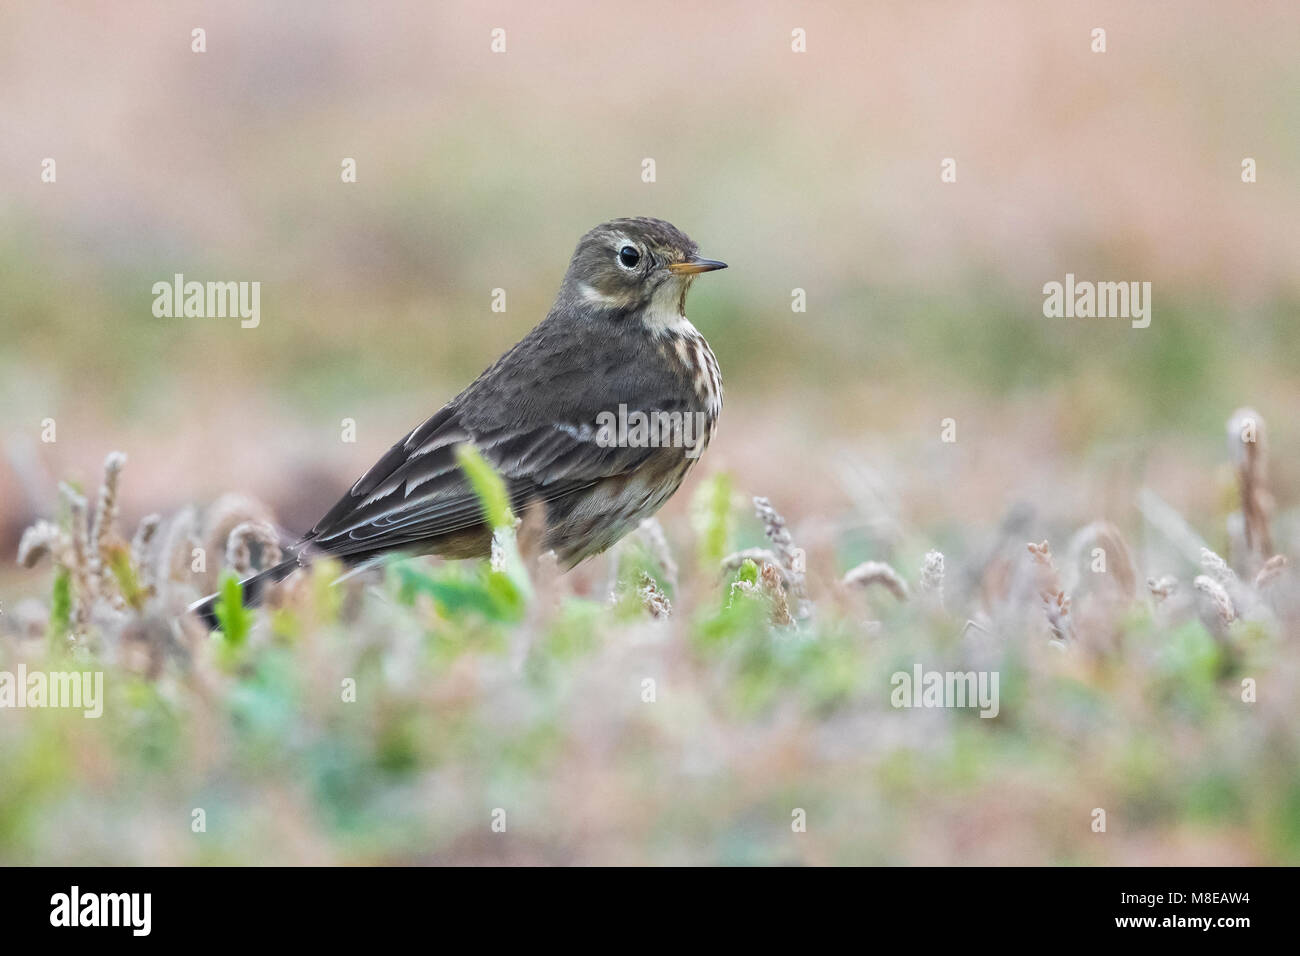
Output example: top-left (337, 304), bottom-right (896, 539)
top-left (188, 557), bottom-right (301, 631)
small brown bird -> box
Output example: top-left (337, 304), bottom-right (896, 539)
top-left (192, 218), bottom-right (726, 625)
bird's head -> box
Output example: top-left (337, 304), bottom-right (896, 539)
top-left (559, 217), bottom-right (726, 330)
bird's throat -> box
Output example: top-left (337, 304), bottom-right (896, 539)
top-left (640, 277), bottom-right (696, 336)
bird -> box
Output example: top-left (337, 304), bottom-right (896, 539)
top-left (190, 217), bottom-right (727, 627)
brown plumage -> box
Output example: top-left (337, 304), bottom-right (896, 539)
top-left (191, 218), bottom-right (726, 626)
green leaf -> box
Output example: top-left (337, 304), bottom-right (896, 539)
top-left (690, 472), bottom-right (734, 570)
top-left (455, 444), bottom-right (513, 529)
top-left (480, 564), bottom-right (525, 624)
top-left (395, 563), bottom-right (524, 623)
top-left (106, 544), bottom-right (144, 610)
top-left (48, 566), bottom-right (72, 647)
top-left (452, 445), bottom-right (532, 606)
top-left (214, 571), bottom-right (253, 648)
top-left (310, 558), bottom-right (344, 623)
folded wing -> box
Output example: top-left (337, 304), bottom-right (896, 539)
top-left (299, 401), bottom-right (655, 561)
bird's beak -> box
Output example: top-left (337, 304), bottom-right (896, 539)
top-left (668, 256), bottom-right (728, 275)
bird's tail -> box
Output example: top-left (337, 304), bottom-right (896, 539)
top-left (188, 556), bottom-right (302, 631)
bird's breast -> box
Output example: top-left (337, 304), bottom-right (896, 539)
top-left (660, 322), bottom-right (723, 423)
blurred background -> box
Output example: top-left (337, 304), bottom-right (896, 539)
top-left (2, 0), bottom-right (1298, 573)
top-left (0, 1), bottom-right (1298, 864)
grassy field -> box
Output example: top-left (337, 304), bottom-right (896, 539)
top-left (3, 422), bottom-right (1297, 865)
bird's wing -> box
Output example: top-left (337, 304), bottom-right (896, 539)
top-left (300, 401), bottom-right (658, 560)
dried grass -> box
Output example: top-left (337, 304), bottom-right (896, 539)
top-left (636, 571), bottom-right (671, 619)
top-left (1193, 574), bottom-right (1236, 639)
top-left (13, 402), bottom-right (1298, 665)
top-left (1147, 575), bottom-right (1178, 603)
top-left (720, 547), bottom-right (788, 583)
top-left (759, 562), bottom-right (793, 626)
top-left (841, 560), bottom-right (910, 601)
top-left (130, 513), bottom-right (161, 594)
top-left (751, 496), bottom-right (809, 617)
top-left (1255, 554), bottom-right (1287, 591)
top-left (637, 517), bottom-right (679, 593)
top-left (1227, 407), bottom-right (1273, 566)
top-left (1027, 540), bottom-right (1073, 642)
top-left (17, 520), bottom-right (63, 569)
top-left (87, 451), bottom-right (126, 589)
top-left (225, 521), bottom-right (283, 575)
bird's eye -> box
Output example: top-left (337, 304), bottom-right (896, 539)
top-left (617, 245), bottom-right (641, 269)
